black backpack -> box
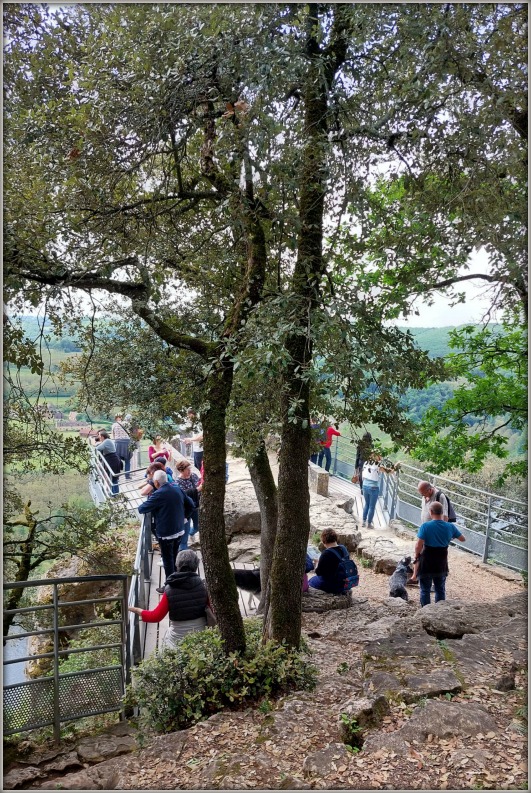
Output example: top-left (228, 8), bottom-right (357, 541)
top-left (436, 490), bottom-right (457, 522)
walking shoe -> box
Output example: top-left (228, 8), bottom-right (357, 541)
top-left (156, 586), bottom-right (166, 594)
top-left (361, 521), bottom-right (366, 528)
top-left (368, 523), bottom-right (374, 530)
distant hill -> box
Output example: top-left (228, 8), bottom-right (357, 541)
top-left (396, 325), bottom-right (500, 359)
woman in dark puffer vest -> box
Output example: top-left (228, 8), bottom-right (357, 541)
top-left (129, 550), bottom-right (209, 648)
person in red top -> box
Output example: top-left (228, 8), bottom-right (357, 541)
top-left (317, 422), bottom-right (341, 472)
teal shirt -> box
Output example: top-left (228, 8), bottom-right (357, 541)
top-left (418, 519), bottom-right (462, 547)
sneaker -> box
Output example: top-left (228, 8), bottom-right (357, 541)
top-left (361, 521), bottom-right (367, 528)
top-left (368, 523), bottom-right (374, 530)
top-left (156, 586), bottom-right (166, 594)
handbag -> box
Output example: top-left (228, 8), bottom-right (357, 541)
top-left (351, 473), bottom-right (360, 484)
top-left (205, 602), bottom-right (217, 627)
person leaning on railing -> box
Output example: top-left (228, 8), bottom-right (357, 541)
top-left (129, 550), bottom-right (211, 648)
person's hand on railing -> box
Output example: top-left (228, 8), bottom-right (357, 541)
top-left (129, 606), bottom-right (142, 618)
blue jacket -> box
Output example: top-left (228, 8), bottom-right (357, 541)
top-left (138, 483), bottom-right (194, 539)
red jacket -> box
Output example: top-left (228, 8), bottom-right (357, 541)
top-left (319, 427), bottom-right (341, 448)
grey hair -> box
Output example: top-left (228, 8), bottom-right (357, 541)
top-left (153, 470), bottom-right (168, 485)
top-left (176, 549), bottom-right (199, 573)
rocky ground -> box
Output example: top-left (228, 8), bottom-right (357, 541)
top-left (4, 458), bottom-right (528, 791)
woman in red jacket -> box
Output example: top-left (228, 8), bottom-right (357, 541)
top-left (317, 422), bottom-right (341, 472)
top-left (129, 550), bottom-right (209, 649)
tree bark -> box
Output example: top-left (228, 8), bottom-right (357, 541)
top-left (199, 359), bottom-right (246, 654)
top-left (267, 4), bottom-right (351, 646)
top-left (248, 442), bottom-right (278, 615)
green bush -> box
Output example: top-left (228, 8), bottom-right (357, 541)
top-left (125, 618), bottom-right (317, 733)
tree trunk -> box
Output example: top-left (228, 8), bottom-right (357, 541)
top-left (200, 360), bottom-right (246, 654)
top-left (267, 5), bottom-right (349, 646)
top-left (248, 442), bottom-right (278, 615)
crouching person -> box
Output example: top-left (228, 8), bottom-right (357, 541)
top-left (129, 550), bottom-right (209, 648)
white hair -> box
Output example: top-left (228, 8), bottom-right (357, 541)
top-left (153, 470), bottom-right (168, 485)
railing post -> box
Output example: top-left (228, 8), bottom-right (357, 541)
top-left (482, 495), bottom-right (492, 564)
top-left (332, 438), bottom-right (339, 475)
top-left (52, 583), bottom-right (60, 745)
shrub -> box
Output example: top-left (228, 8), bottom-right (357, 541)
top-left (125, 618), bottom-right (317, 733)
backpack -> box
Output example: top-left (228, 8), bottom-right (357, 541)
top-left (435, 490), bottom-right (457, 522)
top-left (331, 547), bottom-right (360, 591)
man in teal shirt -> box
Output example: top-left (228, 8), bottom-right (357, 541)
top-left (414, 501), bottom-right (465, 606)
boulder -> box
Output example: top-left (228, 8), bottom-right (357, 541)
top-left (302, 589), bottom-right (352, 613)
top-left (413, 592), bottom-right (528, 639)
top-left (226, 533), bottom-right (261, 563)
top-left (362, 633), bottom-right (462, 703)
top-left (302, 742), bottom-right (351, 778)
top-left (337, 695), bottom-right (389, 737)
top-left (76, 731), bottom-right (137, 763)
top-left (363, 700), bottom-right (499, 754)
top-left (224, 481), bottom-right (261, 537)
top-left (3, 766), bottom-right (46, 789)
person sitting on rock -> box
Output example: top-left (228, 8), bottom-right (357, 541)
top-left (308, 528), bottom-right (350, 595)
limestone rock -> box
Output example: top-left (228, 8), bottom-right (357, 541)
top-left (302, 588), bottom-right (352, 613)
top-left (302, 742), bottom-right (351, 778)
top-left (362, 633), bottom-right (462, 702)
top-left (363, 700), bottom-right (498, 754)
top-left (278, 774), bottom-right (312, 789)
top-left (224, 480), bottom-right (261, 537)
top-left (3, 766), bottom-right (46, 789)
top-left (413, 592), bottom-right (528, 639)
top-left (226, 533), bottom-right (260, 563)
top-left (308, 463), bottom-right (329, 496)
top-left (42, 751), bottom-right (82, 774)
top-left (337, 695), bottom-right (389, 737)
top-left (76, 732), bottom-right (137, 763)
top-left (336, 497), bottom-right (354, 514)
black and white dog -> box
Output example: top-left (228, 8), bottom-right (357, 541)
top-left (233, 568), bottom-right (261, 610)
top-left (388, 556), bottom-right (413, 601)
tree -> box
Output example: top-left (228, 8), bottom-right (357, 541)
top-left (3, 498), bottom-right (129, 636)
top-left (412, 321), bottom-right (527, 480)
top-left (5, 3), bottom-right (525, 650)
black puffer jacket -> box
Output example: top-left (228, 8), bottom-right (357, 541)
top-left (165, 571), bottom-right (208, 621)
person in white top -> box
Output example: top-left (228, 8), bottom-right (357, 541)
top-left (361, 455), bottom-right (383, 529)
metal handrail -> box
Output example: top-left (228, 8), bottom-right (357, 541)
top-left (3, 575), bottom-right (131, 742)
top-left (331, 433), bottom-right (527, 572)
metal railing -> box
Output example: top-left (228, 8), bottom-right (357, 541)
top-left (330, 434), bottom-right (528, 572)
top-left (127, 514), bottom-right (155, 665)
top-left (3, 575), bottom-right (131, 742)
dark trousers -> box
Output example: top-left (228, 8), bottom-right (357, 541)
top-left (159, 536), bottom-right (182, 579)
top-left (317, 446), bottom-right (332, 472)
top-left (419, 575), bottom-right (446, 607)
top-left (193, 451), bottom-right (204, 471)
top-left (310, 453), bottom-right (319, 464)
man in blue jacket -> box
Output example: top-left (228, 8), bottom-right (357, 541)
top-left (414, 501), bottom-right (465, 607)
top-left (138, 470), bottom-right (195, 585)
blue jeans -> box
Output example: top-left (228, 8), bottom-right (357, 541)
top-left (188, 507), bottom-right (200, 537)
top-left (310, 453), bottom-right (318, 464)
top-left (318, 447), bottom-right (332, 472)
top-left (193, 451), bottom-right (203, 471)
top-left (419, 575), bottom-right (446, 607)
top-left (159, 536), bottom-right (181, 579)
top-left (111, 476), bottom-right (119, 495)
top-left (179, 521), bottom-right (191, 552)
top-left (362, 485), bottom-right (379, 524)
